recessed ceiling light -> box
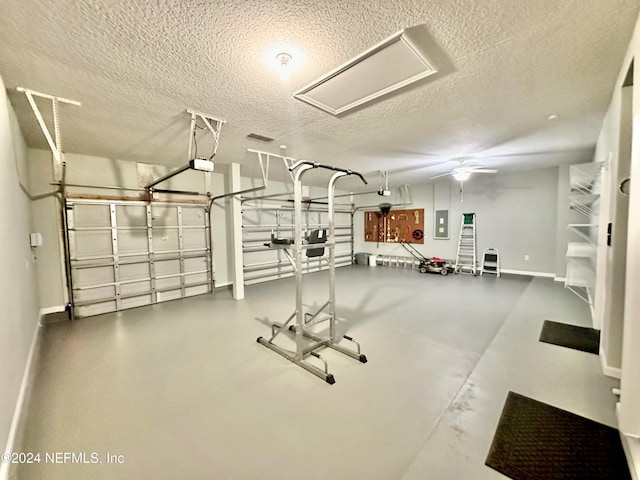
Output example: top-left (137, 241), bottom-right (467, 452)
top-left (547, 114), bottom-right (559, 121)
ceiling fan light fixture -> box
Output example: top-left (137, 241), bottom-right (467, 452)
top-left (276, 52), bottom-right (292, 80)
top-left (453, 171), bottom-right (471, 182)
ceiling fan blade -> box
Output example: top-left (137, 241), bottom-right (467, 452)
top-left (471, 169), bottom-right (498, 173)
top-left (430, 171), bottom-right (454, 179)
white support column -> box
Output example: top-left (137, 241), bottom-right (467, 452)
top-left (229, 163), bottom-right (244, 300)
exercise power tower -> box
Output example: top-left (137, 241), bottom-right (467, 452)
top-left (257, 160), bottom-right (368, 384)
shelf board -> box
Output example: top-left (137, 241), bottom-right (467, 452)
top-left (566, 241), bottom-right (596, 258)
top-left (569, 161), bottom-right (603, 193)
top-left (567, 224), bottom-right (598, 244)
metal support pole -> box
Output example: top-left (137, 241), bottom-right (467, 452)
top-left (187, 112), bottom-right (197, 161)
top-left (328, 172), bottom-right (347, 342)
top-left (229, 163), bottom-right (245, 299)
top-left (293, 163), bottom-right (315, 360)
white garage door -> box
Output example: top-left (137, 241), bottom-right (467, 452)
top-left (67, 199), bottom-right (212, 317)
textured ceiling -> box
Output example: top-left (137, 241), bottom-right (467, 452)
top-left (0, 0), bottom-right (638, 191)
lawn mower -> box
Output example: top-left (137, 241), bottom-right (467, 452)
top-left (400, 241), bottom-right (454, 276)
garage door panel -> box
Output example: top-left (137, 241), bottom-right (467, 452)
top-left (157, 289), bottom-right (182, 302)
top-left (115, 205), bottom-right (147, 227)
top-left (181, 207), bottom-right (206, 226)
top-left (152, 231), bottom-right (180, 253)
top-left (121, 295), bottom-right (153, 309)
top-left (184, 272), bottom-right (208, 285)
top-left (73, 266), bottom-right (114, 288)
top-left (119, 263), bottom-right (150, 282)
top-left (183, 229), bottom-right (207, 250)
top-left (75, 285), bottom-right (116, 303)
top-left (151, 206), bottom-right (178, 227)
top-left (183, 257), bottom-right (207, 273)
top-left (72, 231), bottom-right (113, 259)
top-left (77, 301), bottom-right (117, 317)
top-left (156, 277), bottom-right (182, 290)
top-left (185, 285), bottom-right (209, 296)
top-left (118, 231), bottom-right (149, 256)
top-left (120, 280), bottom-right (152, 296)
top-left (69, 200), bottom-right (212, 318)
top-left (72, 204), bottom-right (111, 228)
top-left (155, 259), bottom-right (180, 276)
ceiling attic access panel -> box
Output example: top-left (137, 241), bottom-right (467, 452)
top-left (294, 28), bottom-right (438, 115)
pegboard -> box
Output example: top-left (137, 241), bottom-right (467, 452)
top-left (364, 208), bottom-right (425, 244)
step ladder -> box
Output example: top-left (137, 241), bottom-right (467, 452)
top-left (481, 248), bottom-right (500, 277)
top-left (455, 213), bottom-right (477, 274)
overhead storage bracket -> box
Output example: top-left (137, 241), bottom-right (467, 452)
top-left (17, 87), bottom-right (81, 182)
top-left (186, 108), bottom-right (226, 162)
top-left (17, 86), bottom-right (81, 319)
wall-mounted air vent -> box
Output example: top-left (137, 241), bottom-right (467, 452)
top-left (294, 28), bottom-right (438, 116)
top-left (247, 133), bottom-right (275, 142)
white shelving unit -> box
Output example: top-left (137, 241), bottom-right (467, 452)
top-left (565, 162), bottom-right (602, 304)
top-left (565, 242), bottom-right (597, 302)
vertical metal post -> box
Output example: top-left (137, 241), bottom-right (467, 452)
top-left (229, 163), bottom-right (245, 299)
top-left (276, 208), bottom-right (282, 277)
top-left (328, 172), bottom-right (347, 342)
top-left (109, 204), bottom-right (121, 310)
top-left (177, 206), bottom-right (185, 296)
top-left (146, 204), bottom-right (157, 303)
top-left (187, 111), bottom-right (197, 161)
top-left (293, 164), bottom-right (314, 360)
top-left (63, 193), bottom-right (76, 319)
top-left (204, 205), bottom-right (214, 292)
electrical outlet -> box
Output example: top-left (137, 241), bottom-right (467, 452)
top-left (524, 255), bottom-right (530, 261)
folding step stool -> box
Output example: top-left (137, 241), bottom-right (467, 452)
top-left (481, 248), bottom-right (500, 277)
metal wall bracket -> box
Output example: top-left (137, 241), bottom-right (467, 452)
top-left (17, 87), bottom-right (81, 182)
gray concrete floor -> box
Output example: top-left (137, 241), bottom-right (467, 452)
top-left (13, 266), bottom-right (619, 479)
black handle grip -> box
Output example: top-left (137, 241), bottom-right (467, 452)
top-left (289, 160), bottom-right (367, 184)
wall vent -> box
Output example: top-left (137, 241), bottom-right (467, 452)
top-left (247, 133), bottom-right (275, 142)
top-left (294, 28), bottom-right (438, 116)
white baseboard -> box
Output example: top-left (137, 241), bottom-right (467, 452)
top-left (500, 269), bottom-right (556, 278)
top-left (554, 276), bottom-right (567, 283)
top-left (600, 346), bottom-right (622, 379)
top-left (0, 320), bottom-right (42, 480)
top-left (617, 403), bottom-right (640, 480)
top-left (39, 305), bottom-right (65, 315)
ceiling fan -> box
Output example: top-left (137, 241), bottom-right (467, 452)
top-left (429, 158), bottom-right (498, 202)
top-left (430, 159), bottom-right (498, 181)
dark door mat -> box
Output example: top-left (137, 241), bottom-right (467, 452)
top-left (539, 320), bottom-right (600, 354)
top-left (486, 391), bottom-right (631, 480)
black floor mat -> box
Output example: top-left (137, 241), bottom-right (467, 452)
top-left (539, 320), bottom-right (600, 354)
top-left (486, 391), bottom-right (631, 480)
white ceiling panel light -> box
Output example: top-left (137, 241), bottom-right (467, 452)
top-left (294, 28), bottom-right (438, 116)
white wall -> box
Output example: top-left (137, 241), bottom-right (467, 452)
top-left (354, 168), bottom-right (560, 275)
top-left (28, 149), bottom-right (66, 309)
top-left (619, 14), bottom-right (640, 442)
top-left (0, 77), bottom-right (41, 463)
